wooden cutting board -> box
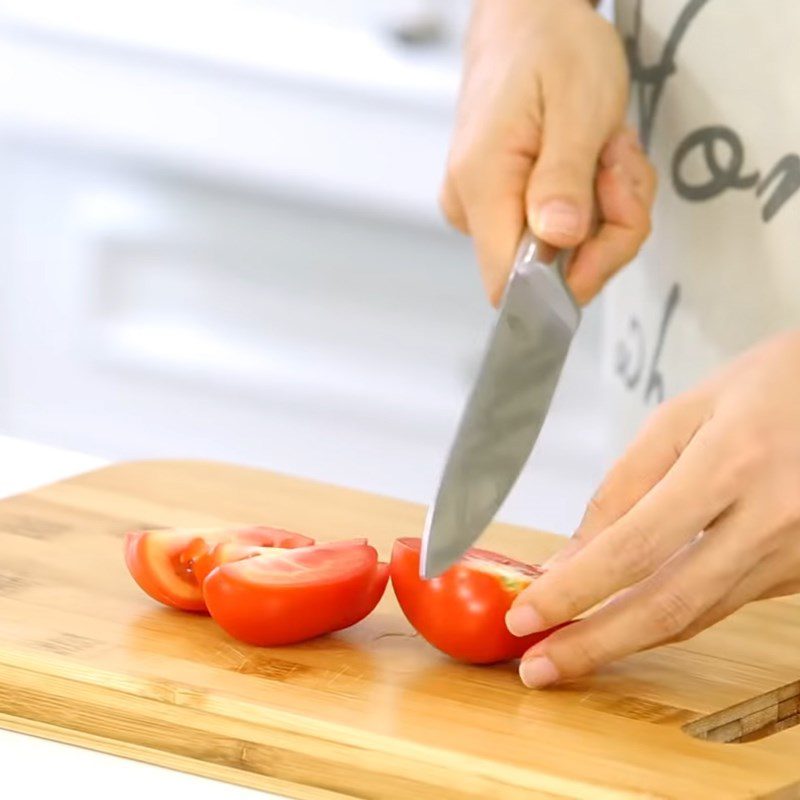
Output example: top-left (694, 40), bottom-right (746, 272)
top-left (0, 460), bottom-right (798, 799)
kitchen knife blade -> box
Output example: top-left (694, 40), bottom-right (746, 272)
top-left (420, 230), bottom-right (580, 578)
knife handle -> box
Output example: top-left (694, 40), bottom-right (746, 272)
top-left (514, 229), bottom-right (573, 286)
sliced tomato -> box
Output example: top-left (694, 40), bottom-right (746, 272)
top-left (332, 560), bottom-right (390, 632)
top-left (202, 541), bottom-right (389, 646)
top-left (124, 526), bottom-right (315, 612)
top-left (390, 537), bottom-right (568, 664)
top-left (189, 536), bottom-right (368, 586)
top-left (125, 529), bottom-right (207, 611)
top-left (188, 541), bottom-right (263, 586)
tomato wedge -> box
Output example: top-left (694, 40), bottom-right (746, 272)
top-left (124, 526), bottom-right (314, 612)
top-left (202, 541), bottom-right (389, 646)
top-left (390, 537), bottom-right (568, 664)
top-left (189, 536), bottom-right (368, 586)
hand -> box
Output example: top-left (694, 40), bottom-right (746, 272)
top-left (440, 0), bottom-right (656, 305)
top-left (506, 331), bottom-right (800, 687)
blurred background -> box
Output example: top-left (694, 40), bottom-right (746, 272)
top-left (0, 0), bottom-right (612, 535)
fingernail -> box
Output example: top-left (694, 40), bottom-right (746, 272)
top-left (506, 604), bottom-right (546, 637)
top-left (519, 656), bottom-right (560, 689)
top-left (534, 200), bottom-right (583, 239)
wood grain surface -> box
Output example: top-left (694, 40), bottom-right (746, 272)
top-left (0, 460), bottom-right (798, 799)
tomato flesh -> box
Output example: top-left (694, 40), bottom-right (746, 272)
top-left (202, 541), bottom-right (389, 646)
top-left (124, 526), bottom-right (315, 612)
top-left (390, 537), bottom-right (567, 664)
top-left (125, 529), bottom-right (207, 611)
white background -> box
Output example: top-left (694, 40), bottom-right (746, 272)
top-left (0, 0), bottom-right (612, 538)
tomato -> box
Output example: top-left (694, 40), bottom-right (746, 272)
top-left (187, 541), bottom-right (261, 586)
top-left (124, 526), bottom-right (314, 612)
top-left (202, 541), bottom-right (389, 646)
top-left (125, 528), bottom-right (206, 611)
top-left (184, 527), bottom-right (320, 585)
top-left (189, 535), bottom-right (369, 585)
top-left (390, 537), bottom-right (568, 664)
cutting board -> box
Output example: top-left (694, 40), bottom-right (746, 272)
top-left (0, 460), bottom-right (798, 799)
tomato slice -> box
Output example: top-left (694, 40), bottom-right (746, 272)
top-left (124, 526), bottom-right (315, 612)
top-left (125, 529), bottom-right (207, 612)
top-left (390, 537), bottom-right (568, 664)
top-left (332, 560), bottom-right (390, 632)
top-left (202, 541), bottom-right (389, 646)
top-left (180, 528), bottom-right (321, 584)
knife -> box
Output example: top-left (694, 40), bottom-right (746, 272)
top-left (420, 229), bottom-right (581, 578)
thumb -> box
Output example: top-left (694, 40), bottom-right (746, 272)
top-left (526, 103), bottom-right (604, 248)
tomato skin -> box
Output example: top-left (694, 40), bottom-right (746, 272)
top-left (124, 526), bottom-right (315, 612)
top-left (202, 543), bottom-right (388, 646)
top-left (332, 561), bottom-right (390, 631)
top-left (390, 537), bottom-right (568, 664)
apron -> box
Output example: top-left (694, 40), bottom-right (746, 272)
top-left (606, 0), bottom-right (800, 448)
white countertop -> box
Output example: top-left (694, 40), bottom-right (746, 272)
top-left (0, 435), bottom-right (274, 799)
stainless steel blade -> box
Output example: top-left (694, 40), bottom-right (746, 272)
top-left (420, 231), bottom-right (580, 578)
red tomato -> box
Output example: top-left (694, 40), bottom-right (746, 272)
top-left (125, 528), bottom-right (206, 611)
top-left (188, 541), bottom-right (262, 587)
top-left (183, 527), bottom-right (322, 585)
top-left (124, 526), bottom-right (315, 612)
top-left (202, 541), bottom-right (389, 646)
top-left (390, 537), bottom-right (568, 664)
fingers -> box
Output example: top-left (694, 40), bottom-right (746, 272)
top-left (440, 122), bottom-right (653, 305)
top-left (519, 466), bottom-right (800, 686)
top-left (439, 178), bottom-right (469, 234)
top-left (601, 128), bottom-right (657, 207)
top-left (508, 412), bottom-right (733, 638)
top-left (519, 509), bottom-right (751, 687)
top-left (545, 392), bottom-right (707, 569)
top-left (525, 85), bottom-right (611, 249)
top-left (669, 568), bottom-right (768, 644)
top-left (670, 506), bottom-right (800, 641)
top-left (566, 129), bottom-right (657, 304)
top-left (442, 147), bottom-right (532, 305)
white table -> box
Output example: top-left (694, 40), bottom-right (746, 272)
top-left (0, 435), bottom-right (274, 799)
